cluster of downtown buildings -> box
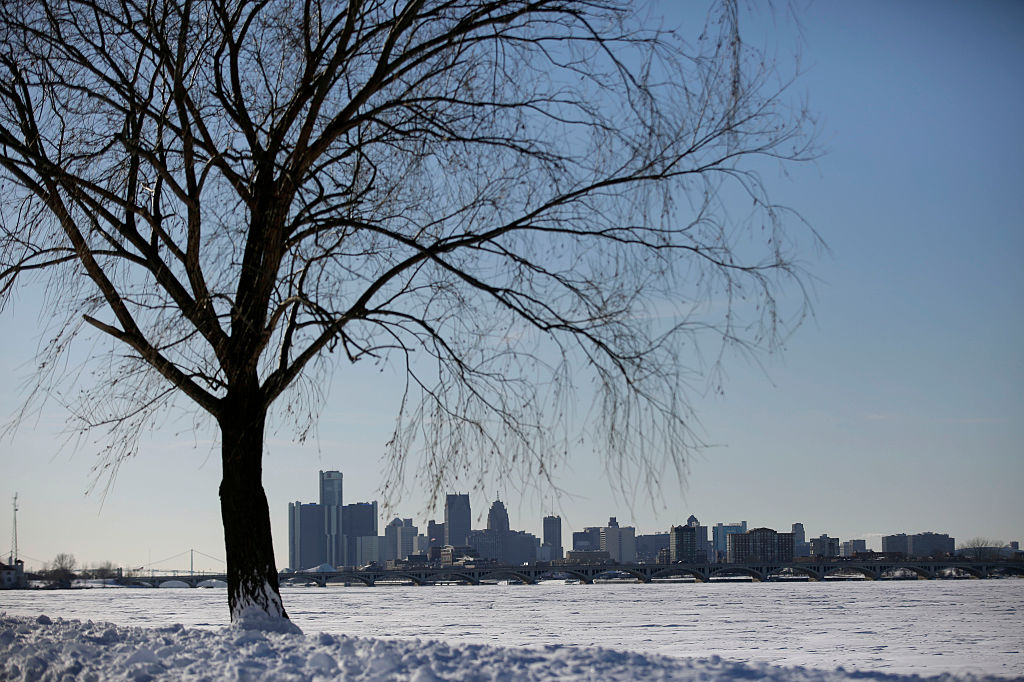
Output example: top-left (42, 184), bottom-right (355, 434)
top-left (286, 470), bottom-right (991, 572)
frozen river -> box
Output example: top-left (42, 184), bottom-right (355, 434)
top-left (2, 579), bottom-right (1022, 678)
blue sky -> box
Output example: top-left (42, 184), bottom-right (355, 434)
top-left (1, 1), bottom-right (1022, 573)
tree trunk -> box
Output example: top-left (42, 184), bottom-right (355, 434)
top-left (218, 386), bottom-right (296, 631)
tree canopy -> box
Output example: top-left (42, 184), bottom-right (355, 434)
top-left (0, 0), bottom-right (815, 622)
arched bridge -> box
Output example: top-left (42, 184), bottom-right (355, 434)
top-left (142, 558), bottom-right (1024, 587)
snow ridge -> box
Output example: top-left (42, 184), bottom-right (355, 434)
top-left (0, 613), bottom-right (1012, 681)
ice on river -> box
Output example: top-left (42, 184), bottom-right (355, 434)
top-left (2, 579), bottom-right (1022, 680)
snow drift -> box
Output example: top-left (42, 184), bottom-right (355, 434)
top-left (0, 613), bottom-right (1011, 682)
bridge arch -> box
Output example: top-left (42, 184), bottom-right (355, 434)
top-left (323, 573), bottom-right (374, 586)
top-left (821, 565), bottom-right (876, 581)
top-left (878, 565), bottom-right (931, 580)
top-left (374, 572), bottom-right (425, 586)
top-left (281, 574), bottom-right (324, 587)
top-left (650, 566), bottom-right (707, 583)
top-left (767, 565), bottom-right (821, 582)
top-left (591, 568), bottom-right (649, 583)
top-left (709, 567), bottom-right (764, 582)
top-left (421, 570), bottom-right (479, 586)
top-left (986, 564), bottom-right (1024, 578)
top-left (480, 569), bottom-right (535, 585)
top-left (533, 568), bottom-right (591, 584)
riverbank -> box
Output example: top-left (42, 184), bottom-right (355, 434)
top-left (3, 613), bottom-right (1011, 682)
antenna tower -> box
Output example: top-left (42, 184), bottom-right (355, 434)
top-left (9, 493), bottom-right (17, 565)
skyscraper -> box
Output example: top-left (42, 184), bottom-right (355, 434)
top-left (792, 522), bottom-right (810, 557)
top-left (445, 494), bottom-right (471, 546)
top-left (319, 470), bottom-right (344, 566)
top-left (342, 501), bottom-right (378, 566)
top-left (599, 517), bottom-right (636, 562)
top-left (288, 501), bottom-right (326, 570)
top-left (487, 499), bottom-right (510, 532)
top-left (383, 518), bottom-right (418, 561)
top-left (543, 515), bottom-right (563, 559)
top-left (319, 470), bottom-right (343, 506)
top-left (427, 520), bottom-right (446, 548)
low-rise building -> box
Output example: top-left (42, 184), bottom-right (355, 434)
top-left (1, 560), bottom-right (26, 589)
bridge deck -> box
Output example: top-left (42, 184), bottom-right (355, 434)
top-left (133, 559), bottom-right (1024, 587)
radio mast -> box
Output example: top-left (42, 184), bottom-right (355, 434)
top-left (9, 493), bottom-right (17, 565)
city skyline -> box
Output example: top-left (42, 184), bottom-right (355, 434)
top-left (2, 1), bottom-right (1022, 573)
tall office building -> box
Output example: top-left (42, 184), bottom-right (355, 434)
top-left (342, 501), bottom-right (378, 566)
top-left (487, 499), bottom-right (510, 532)
top-left (542, 515), bottom-right (563, 559)
top-left (427, 520), bottom-right (446, 548)
top-left (573, 527), bottom-right (601, 552)
top-left (288, 501), bottom-right (326, 570)
top-left (319, 470), bottom-right (343, 506)
top-left (635, 533), bottom-right (669, 562)
top-left (319, 470), bottom-right (344, 566)
top-left (686, 515), bottom-right (711, 561)
top-left (792, 522), bottom-right (810, 557)
top-left (599, 517), bottom-right (636, 562)
top-left (445, 494), bottom-right (471, 547)
top-left (383, 518), bottom-right (418, 561)
top-left (712, 522), bottom-right (747, 563)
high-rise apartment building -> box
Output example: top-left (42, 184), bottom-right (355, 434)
top-left (882, 533), bottom-right (909, 555)
top-left (445, 494), bottom-right (471, 546)
top-left (669, 524), bottom-right (697, 563)
top-left (726, 527), bottom-right (794, 563)
top-left (883, 532), bottom-right (954, 558)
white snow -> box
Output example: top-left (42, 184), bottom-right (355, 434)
top-left (2, 580), bottom-right (1021, 680)
top-left (1, 612), bottom-right (1008, 682)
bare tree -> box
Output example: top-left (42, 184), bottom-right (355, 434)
top-left (46, 552), bottom-right (78, 587)
top-left (0, 0), bottom-right (815, 626)
top-left (86, 560), bottom-right (120, 580)
top-left (960, 537), bottom-right (1008, 561)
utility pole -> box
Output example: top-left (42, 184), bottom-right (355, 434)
top-left (9, 493), bottom-right (17, 565)
top-left (190, 548), bottom-right (194, 578)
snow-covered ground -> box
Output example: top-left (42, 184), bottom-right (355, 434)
top-left (2, 613), bottom-right (1012, 682)
top-left (2, 580), bottom-right (1021, 680)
